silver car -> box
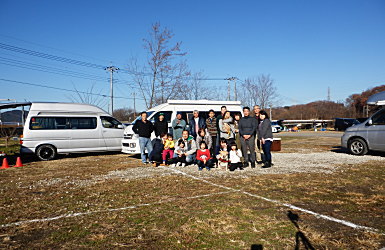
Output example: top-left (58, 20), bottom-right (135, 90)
top-left (341, 108), bottom-right (385, 155)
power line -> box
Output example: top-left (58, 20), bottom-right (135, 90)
top-left (0, 78), bottom-right (144, 100)
top-left (0, 42), bottom-right (105, 69)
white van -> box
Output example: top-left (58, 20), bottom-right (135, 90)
top-left (122, 100), bottom-right (243, 154)
top-left (21, 102), bottom-right (125, 160)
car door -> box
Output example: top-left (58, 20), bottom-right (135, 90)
top-left (100, 116), bottom-right (125, 151)
top-left (69, 117), bottom-right (105, 152)
top-left (366, 109), bottom-right (385, 151)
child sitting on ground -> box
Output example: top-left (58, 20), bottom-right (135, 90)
top-left (216, 139), bottom-right (229, 170)
top-left (168, 140), bottom-right (187, 167)
top-left (228, 143), bottom-right (244, 171)
top-left (161, 133), bottom-right (174, 166)
top-left (196, 141), bottom-right (213, 171)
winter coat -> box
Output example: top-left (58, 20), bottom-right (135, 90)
top-left (154, 120), bottom-right (168, 137)
top-left (258, 119), bottom-right (273, 140)
top-left (132, 119), bottom-right (154, 138)
top-left (219, 117), bottom-right (235, 139)
top-left (206, 117), bottom-right (217, 137)
top-left (172, 118), bottom-right (186, 140)
top-left (195, 132), bottom-right (213, 150)
top-left (238, 116), bottom-right (257, 136)
top-left (189, 117), bottom-right (206, 138)
top-left (175, 136), bottom-right (197, 156)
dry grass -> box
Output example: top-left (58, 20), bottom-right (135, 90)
top-left (0, 134), bottom-right (384, 248)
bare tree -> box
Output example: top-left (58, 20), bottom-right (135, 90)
top-left (68, 83), bottom-right (107, 109)
top-left (239, 74), bottom-right (278, 109)
top-left (0, 125), bottom-right (18, 148)
top-left (113, 107), bottom-right (136, 122)
top-left (130, 22), bottom-right (188, 109)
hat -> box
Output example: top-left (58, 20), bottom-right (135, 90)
top-left (159, 113), bottom-right (164, 116)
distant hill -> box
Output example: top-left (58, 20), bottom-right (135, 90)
top-left (0, 110), bottom-right (28, 123)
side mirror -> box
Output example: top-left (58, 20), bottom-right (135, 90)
top-left (117, 124), bottom-right (124, 129)
top-left (366, 119), bottom-right (373, 126)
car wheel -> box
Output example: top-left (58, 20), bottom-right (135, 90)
top-left (36, 144), bottom-right (57, 161)
top-left (348, 138), bottom-right (368, 155)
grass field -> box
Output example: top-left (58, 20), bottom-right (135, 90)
top-left (0, 132), bottom-right (384, 249)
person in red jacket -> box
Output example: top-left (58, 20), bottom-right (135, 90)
top-left (196, 141), bottom-right (214, 171)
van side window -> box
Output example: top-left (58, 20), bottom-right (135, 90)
top-left (372, 110), bottom-right (385, 125)
top-left (30, 117), bottom-right (97, 130)
top-left (70, 118), bottom-right (97, 129)
top-left (101, 116), bottom-right (122, 128)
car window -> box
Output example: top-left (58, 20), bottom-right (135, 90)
top-left (101, 116), bottom-right (123, 129)
top-left (372, 109), bottom-right (385, 125)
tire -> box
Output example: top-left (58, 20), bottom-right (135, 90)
top-left (36, 144), bottom-right (57, 161)
top-left (348, 138), bottom-right (368, 156)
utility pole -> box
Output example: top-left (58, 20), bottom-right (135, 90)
top-left (227, 78), bottom-right (231, 101)
top-left (105, 66), bottom-right (119, 114)
top-left (226, 77), bottom-right (237, 101)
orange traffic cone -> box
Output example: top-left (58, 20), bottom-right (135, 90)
top-left (14, 157), bottom-right (23, 168)
top-left (0, 158), bottom-right (10, 169)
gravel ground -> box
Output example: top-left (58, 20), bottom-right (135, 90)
top-left (28, 152), bottom-right (383, 188)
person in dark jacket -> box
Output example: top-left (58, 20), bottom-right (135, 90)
top-left (189, 110), bottom-right (206, 139)
top-left (257, 110), bottom-right (273, 168)
top-left (149, 133), bottom-right (166, 167)
top-left (238, 107), bottom-right (257, 168)
top-left (132, 112), bottom-right (154, 164)
top-left (154, 113), bottom-right (168, 137)
top-left (253, 105), bottom-right (263, 164)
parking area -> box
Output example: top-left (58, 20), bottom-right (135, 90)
top-left (0, 132), bottom-right (384, 248)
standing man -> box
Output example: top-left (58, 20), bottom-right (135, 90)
top-left (132, 112), bottom-right (154, 164)
top-left (206, 109), bottom-right (217, 154)
top-left (189, 110), bottom-right (206, 139)
top-left (172, 112), bottom-right (186, 141)
top-left (239, 107), bottom-right (257, 168)
top-left (253, 105), bottom-right (263, 164)
top-left (154, 113), bottom-right (168, 138)
top-left (216, 106), bottom-right (227, 152)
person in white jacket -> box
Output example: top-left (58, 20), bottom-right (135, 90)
top-left (228, 143), bottom-right (244, 171)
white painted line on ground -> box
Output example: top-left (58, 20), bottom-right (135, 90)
top-left (161, 167), bottom-right (384, 235)
top-left (0, 191), bottom-right (233, 228)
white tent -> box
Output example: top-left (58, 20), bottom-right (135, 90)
top-left (367, 91), bottom-right (385, 105)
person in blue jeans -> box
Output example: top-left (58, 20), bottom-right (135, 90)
top-left (132, 112), bottom-right (154, 164)
top-left (257, 110), bottom-right (273, 168)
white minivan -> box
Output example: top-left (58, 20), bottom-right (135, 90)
top-left (122, 100), bottom-right (243, 154)
top-left (21, 102), bottom-right (125, 160)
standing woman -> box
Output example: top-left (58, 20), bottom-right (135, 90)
top-left (257, 110), bottom-right (273, 168)
top-left (233, 112), bottom-right (242, 150)
top-left (219, 111), bottom-right (235, 143)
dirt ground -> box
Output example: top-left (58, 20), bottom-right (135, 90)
top-left (0, 132), bottom-right (384, 249)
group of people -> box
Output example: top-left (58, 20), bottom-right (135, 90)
top-left (132, 105), bottom-right (274, 171)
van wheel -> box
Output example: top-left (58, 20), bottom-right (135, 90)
top-left (348, 138), bottom-right (368, 155)
top-left (36, 145), bottom-right (57, 161)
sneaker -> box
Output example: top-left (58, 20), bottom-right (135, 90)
top-left (181, 163), bottom-right (186, 168)
top-left (198, 167), bottom-right (203, 171)
top-left (152, 162), bottom-right (157, 167)
top-left (239, 167), bottom-right (244, 170)
top-left (175, 162), bottom-right (181, 167)
top-left (205, 166), bottom-right (210, 171)
top-left (257, 161), bottom-right (263, 165)
top-left (170, 163), bottom-right (176, 167)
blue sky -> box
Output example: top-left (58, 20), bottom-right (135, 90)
top-left (1, 0), bottom-right (385, 111)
